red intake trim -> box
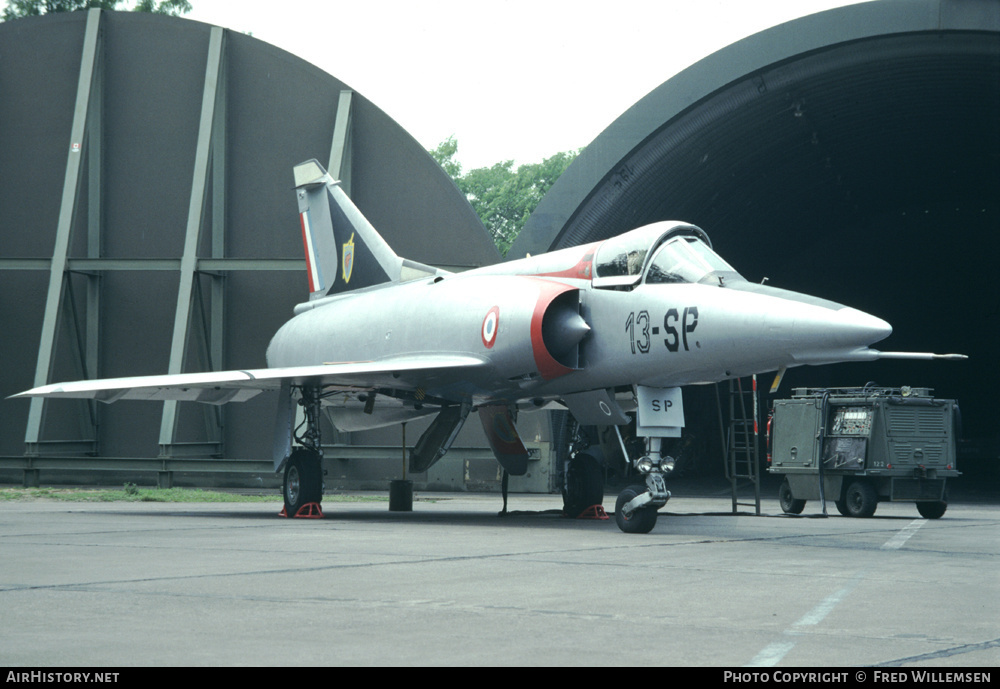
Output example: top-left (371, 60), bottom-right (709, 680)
top-left (531, 243), bottom-right (599, 280)
top-left (530, 280), bottom-right (578, 381)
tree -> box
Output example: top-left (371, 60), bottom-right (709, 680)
top-left (133, 0), bottom-right (191, 15)
top-left (431, 137), bottom-right (580, 256)
top-left (428, 136), bottom-right (463, 181)
top-left (2, 0), bottom-right (191, 21)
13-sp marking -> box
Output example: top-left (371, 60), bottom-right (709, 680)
top-left (626, 307), bottom-right (699, 354)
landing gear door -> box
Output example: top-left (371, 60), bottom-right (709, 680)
top-left (636, 386), bottom-right (684, 438)
top-left (478, 405), bottom-right (529, 476)
top-left (562, 389), bottom-right (630, 425)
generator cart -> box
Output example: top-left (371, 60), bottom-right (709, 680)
top-left (767, 386), bottom-right (959, 518)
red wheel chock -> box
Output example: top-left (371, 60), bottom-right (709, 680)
top-left (279, 502), bottom-right (324, 519)
top-left (575, 505), bottom-right (609, 520)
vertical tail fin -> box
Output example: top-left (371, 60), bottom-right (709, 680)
top-left (294, 159), bottom-right (443, 299)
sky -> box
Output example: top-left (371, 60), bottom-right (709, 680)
top-left (184, 0), bottom-right (870, 171)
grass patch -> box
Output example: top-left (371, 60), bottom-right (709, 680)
top-left (0, 486), bottom-right (391, 503)
top-left (0, 486), bottom-right (276, 503)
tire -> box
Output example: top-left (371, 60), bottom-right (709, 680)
top-left (834, 499), bottom-right (849, 517)
top-left (615, 485), bottom-right (658, 534)
top-left (562, 452), bottom-right (604, 517)
top-left (916, 500), bottom-right (947, 519)
top-left (843, 480), bottom-right (878, 518)
top-left (284, 449), bottom-right (323, 516)
top-left (778, 478), bottom-right (806, 515)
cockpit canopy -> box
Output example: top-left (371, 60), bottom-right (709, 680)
top-left (592, 221), bottom-right (743, 288)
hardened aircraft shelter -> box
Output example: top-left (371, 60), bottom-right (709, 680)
top-left (512, 0), bottom-right (999, 476)
top-left (0, 10), bottom-right (499, 485)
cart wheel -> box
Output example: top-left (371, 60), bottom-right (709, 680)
top-left (916, 500), bottom-right (947, 519)
top-left (844, 480), bottom-right (877, 518)
top-left (778, 477), bottom-right (806, 514)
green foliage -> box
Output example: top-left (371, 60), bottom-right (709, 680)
top-left (2, 0), bottom-right (191, 21)
top-left (132, 0), bottom-right (191, 14)
top-left (431, 136), bottom-right (580, 256)
top-left (428, 136), bottom-right (463, 181)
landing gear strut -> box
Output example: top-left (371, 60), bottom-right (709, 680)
top-left (283, 386), bottom-right (324, 517)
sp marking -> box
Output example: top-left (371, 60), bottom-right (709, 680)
top-left (627, 307), bottom-right (699, 354)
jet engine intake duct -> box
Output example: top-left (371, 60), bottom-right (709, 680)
top-left (535, 287), bottom-right (589, 375)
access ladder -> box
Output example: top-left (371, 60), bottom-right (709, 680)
top-left (724, 376), bottom-right (761, 515)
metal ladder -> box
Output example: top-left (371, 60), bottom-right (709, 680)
top-left (724, 376), bottom-right (761, 515)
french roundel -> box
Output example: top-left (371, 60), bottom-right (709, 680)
top-left (482, 306), bottom-right (500, 349)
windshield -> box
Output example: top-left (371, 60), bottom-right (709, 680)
top-left (593, 228), bottom-right (659, 279)
top-left (645, 236), bottom-right (740, 284)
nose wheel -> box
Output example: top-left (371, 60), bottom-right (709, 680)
top-left (615, 484), bottom-right (659, 533)
top-left (614, 470), bottom-right (670, 533)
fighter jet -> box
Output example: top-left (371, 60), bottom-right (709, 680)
top-left (12, 160), bottom-right (964, 532)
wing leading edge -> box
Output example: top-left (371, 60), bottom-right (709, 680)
top-left (10, 355), bottom-right (488, 405)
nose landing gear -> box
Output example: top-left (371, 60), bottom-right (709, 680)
top-left (615, 459), bottom-right (671, 533)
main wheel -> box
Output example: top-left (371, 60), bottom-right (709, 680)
top-left (778, 478), bottom-right (806, 514)
top-left (615, 485), bottom-right (658, 534)
top-left (283, 449), bottom-right (323, 516)
top-left (843, 480), bottom-right (878, 518)
top-left (562, 451), bottom-right (604, 517)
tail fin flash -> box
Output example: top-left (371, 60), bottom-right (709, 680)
top-left (293, 159), bottom-right (444, 299)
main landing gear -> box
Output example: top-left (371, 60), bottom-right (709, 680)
top-left (562, 451), bottom-right (605, 518)
top-left (282, 386), bottom-right (325, 517)
top-left (283, 448), bottom-right (323, 516)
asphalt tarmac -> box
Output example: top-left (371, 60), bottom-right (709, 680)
top-left (1, 492), bottom-right (997, 667)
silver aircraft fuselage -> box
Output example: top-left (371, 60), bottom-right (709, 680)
top-left (266, 222), bottom-right (892, 427)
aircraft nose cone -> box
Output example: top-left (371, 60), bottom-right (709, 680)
top-left (835, 307), bottom-right (893, 346)
top-left (729, 282), bottom-right (894, 368)
top-left (784, 304), bottom-right (893, 365)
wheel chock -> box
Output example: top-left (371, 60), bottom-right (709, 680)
top-left (576, 505), bottom-right (609, 520)
top-left (279, 502), bottom-right (324, 519)
top-left (296, 502), bottom-right (324, 518)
